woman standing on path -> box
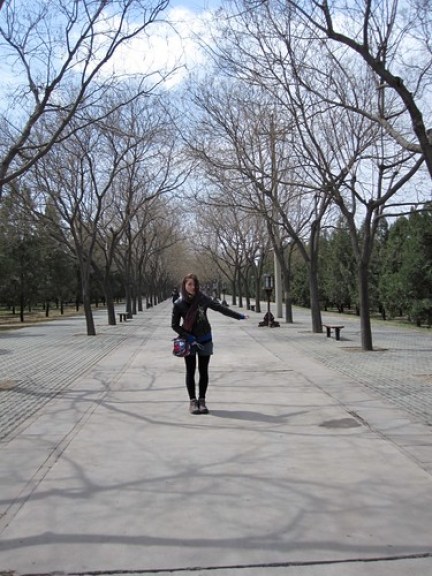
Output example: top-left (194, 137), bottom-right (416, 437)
top-left (172, 273), bottom-right (248, 414)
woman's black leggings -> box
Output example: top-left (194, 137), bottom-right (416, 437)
top-left (184, 354), bottom-right (211, 400)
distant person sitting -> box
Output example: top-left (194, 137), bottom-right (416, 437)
top-left (171, 287), bottom-right (180, 304)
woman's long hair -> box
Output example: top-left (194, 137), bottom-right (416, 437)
top-left (181, 273), bottom-right (200, 299)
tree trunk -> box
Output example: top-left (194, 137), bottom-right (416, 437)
top-left (125, 282), bottom-right (132, 318)
top-left (83, 295), bottom-right (95, 335)
top-left (237, 270), bottom-right (243, 308)
top-left (278, 253), bottom-right (293, 324)
top-left (132, 284), bottom-right (138, 315)
top-left (358, 262), bottom-right (373, 350)
top-left (244, 269), bottom-right (251, 310)
top-left (309, 230), bottom-right (322, 333)
top-left (231, 278), bottom-right (237, 306)
top-left (81, 267), bottom-right (96, 336)
top-left (104, 280), bottom-right (116, 326)
top-left (20, 285), bottom-right (25, 323)
top-left (309, 267), bottom-right (322, 333)
top-left (255, 275), bottom-right (261, 313)
top-left (284, 270), bottom-right (293, 324)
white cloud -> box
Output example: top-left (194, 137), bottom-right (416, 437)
top-left (107, 6), bottom-right (217, 88)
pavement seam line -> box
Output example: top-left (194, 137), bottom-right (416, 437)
top-left (11, 551), bottom-right (432, 575)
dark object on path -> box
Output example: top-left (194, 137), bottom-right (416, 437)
top-left (258, 312), bottom-right (280, 328)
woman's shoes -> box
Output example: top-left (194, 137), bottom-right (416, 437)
top-left (189, 398), bottom-right (209, 414)
top-left (198, 398), bottom-right (209, 414)
top-left (189, 399), bottom-right (200, 414)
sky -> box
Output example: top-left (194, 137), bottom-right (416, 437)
top-left (169, 0), bottom-right (222, 10)
top-left (0, 0), bottom-right (224, 100)
top-left (107, 0), bottom-right (225, 88)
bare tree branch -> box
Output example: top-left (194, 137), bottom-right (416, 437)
top-left (0, 0), bottom-right (170, 197)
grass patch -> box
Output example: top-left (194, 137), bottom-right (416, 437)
top-left (0, 305), bottom-right (104, 330)
top-left (293, 304), bottom-right (432, 331)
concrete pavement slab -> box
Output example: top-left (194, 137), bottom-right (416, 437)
top-left (1, 301), bottom-right (432, 575)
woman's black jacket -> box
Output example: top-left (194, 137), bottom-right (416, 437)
top-left (172, 292), bottom-right (244, 343)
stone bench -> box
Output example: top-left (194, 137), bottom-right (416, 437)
top-left (323, 324), bottom-right (344, 341)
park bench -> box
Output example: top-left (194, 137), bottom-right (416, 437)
top-left (118, 312), bottom-right (128, 322)
top-left (323, 324), bottom-right (344, 341)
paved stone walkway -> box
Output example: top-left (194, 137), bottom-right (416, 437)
top-left (1, 303), bottom-right (431, 443)
top-left (274, 309), bottom-right (432, 427)
top-left (0, 312), bottom-right (153, 441)
top-left (1, 301), bottom-right (432, 576)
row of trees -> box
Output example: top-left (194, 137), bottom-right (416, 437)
top-left (0, 83), bottom-right (192, 334)
top-left (302, 209), bottom-right (432, 326)
top-left (0, 1), bottom-right (191, 334)
top-left (0, 185), bottom-right (184, 327)
top-left (3, 192), bottom-right (431, 329)
top-left (2, 1), bottom-right (432, 348)
top-left (176, 0), bottom-right (432, 350)
top-left (187, 203), bottom-right (432, 327)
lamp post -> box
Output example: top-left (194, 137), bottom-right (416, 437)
top-left (264, 273), bottom-right (273, 316)
top-left (259, 274), bottom-right (280, 327)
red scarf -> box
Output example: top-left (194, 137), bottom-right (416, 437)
top-left (182, 293), bottom-right (200, 332)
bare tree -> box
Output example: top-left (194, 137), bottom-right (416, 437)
top-left (194, 200), bottom-right (270, 310)
top-left (183, 78), bottom-right (335, 331)
top-left (113, 196), bottom-right (184, 313)
top-left (203, 1), bottom-right (429, 348)
top-left (136, 206), bottom-right (184, 306)
top-left (284, 53), bottom-right (425, 349)
top-left (92, 94), bottom-right (188, 324)
top-left (0, 0), bottom-right (171, 198)
top-left (23, 89), bottom-right (185, 335)
top-left (29, 120), bottom-right (136, 335)
top-left (262, 0), bottom-right (432, 176)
